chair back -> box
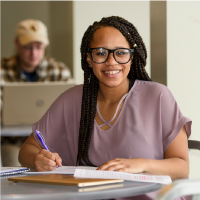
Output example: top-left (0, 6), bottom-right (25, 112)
top-left (188, 140), bottom-right (200, 151)
top-left (154, 179), bottom-right (200, 200)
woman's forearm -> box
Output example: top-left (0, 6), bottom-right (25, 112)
top-left (143, 127), bottom-right (189, 180)
top-left (143, 157), bottom-right (189, 180)
top-left (18, 143), bottom-right (41, 168)
top-left (98, 157), bottom-right (189, 181)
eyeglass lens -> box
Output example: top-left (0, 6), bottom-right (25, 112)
top-left (92, 48), bottom-right (131, 64)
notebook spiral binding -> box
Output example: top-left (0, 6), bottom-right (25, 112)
top-left (0, 168), bottom-right (30, 176)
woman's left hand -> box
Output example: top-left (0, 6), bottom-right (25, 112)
top-left (97, 158), bottom-right (146, 174)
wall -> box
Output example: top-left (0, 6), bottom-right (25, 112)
top-left (49, 1), bottom-right (73, 75)
top-left (1, 1), bottom-right (51, 57)
top-left (167, 1), bottom-right (200, 178)
top-left (150, 1), bottom-right (167, 85)
top-left (73, 1), bottom-right (150, 84)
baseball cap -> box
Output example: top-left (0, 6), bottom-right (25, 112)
top-left (15, 19), bottom-right (49, 46)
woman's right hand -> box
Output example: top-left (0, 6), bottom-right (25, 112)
top-left (34, 149), bottom-right (62, 171)
top-left (18, 133), bottom-right (62, 171)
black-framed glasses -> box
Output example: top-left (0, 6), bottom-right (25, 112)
top-left (88, 47), bottom-right (134, 64)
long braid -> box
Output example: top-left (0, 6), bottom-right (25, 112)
top-left (77, 16), bottom-right (151, 166)
top-left (77, 24), bottom-right (99, 165)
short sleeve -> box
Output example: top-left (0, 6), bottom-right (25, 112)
top-left (31, 85), bottom-right (83, 165)
top-left (160, 86), bottom-right (192, 151)
top-left (32, 91), bottom-right (67, 152)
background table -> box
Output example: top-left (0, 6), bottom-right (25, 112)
top-left (1, 174), bottom-right (163, 200)
top-left (1, 126), bottom-right (32, 137)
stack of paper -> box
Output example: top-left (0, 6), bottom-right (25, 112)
top-left (74, 169), bottom-right (172, 185)
top-left (19, 166), bottom-right (172, 185)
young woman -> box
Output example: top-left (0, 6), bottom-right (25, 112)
top-left (19, 16), bottom-right (191, 199)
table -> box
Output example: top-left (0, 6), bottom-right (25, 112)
top-left (1, 174), bottom-right (163, 200)
top-left (1, 126), bottom-right (32, 137)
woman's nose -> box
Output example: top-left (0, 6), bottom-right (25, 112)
top-left (106, 53), bottom-right (118, 65)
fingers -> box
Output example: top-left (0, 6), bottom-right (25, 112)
top-left (97, 158), bottom-right (144, 174)
top-left (55, 153), bottom-right (62, 167)
top-left (35, 149), bottom-right (62, 171)
top-left (97, 158), bottom-right (122, 171)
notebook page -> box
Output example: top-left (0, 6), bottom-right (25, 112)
top-left (74, 169), bottom-right (172, 185)
top-left (26, 166), bottom-right (97, 175)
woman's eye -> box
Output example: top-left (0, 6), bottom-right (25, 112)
top-left (96, 51), bottom-right (107, 56)
top-left (116, 51), bottom-right (128, 56)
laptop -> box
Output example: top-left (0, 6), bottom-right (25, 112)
top-left (2, 79), bottom-right (76, 126)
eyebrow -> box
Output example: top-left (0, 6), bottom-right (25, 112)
top-left (93, 46), bottom-right (129, 49)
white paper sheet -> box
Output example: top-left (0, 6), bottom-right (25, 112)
top-left (26, 166), bottom-right (97, 175)
top-left (74, 169), bottom-right (172, 185)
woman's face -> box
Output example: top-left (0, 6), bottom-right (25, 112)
top-left (87, 26), bottom-right (132, 89)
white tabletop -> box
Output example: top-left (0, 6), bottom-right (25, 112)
top-left (1, 174), bottom-right (163, 200)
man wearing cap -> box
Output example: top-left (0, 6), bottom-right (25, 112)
top-left (1, 19), bottom-right (72, 120)
top-left (0, 19), bottom-right (72, 167)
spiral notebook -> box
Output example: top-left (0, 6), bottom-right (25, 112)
top-left (0, 167), bottom-right (30, 176)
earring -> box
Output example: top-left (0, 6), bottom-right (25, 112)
top-left (106, 62), bottom-right (108, 65)
top-left (88, 68), bottom-right (91, 83)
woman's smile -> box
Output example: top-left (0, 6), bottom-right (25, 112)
top-left (104, 70), bottom-right (120, 74)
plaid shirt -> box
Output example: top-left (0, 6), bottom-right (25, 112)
top-left (1, 55), bottom-right (72, 109)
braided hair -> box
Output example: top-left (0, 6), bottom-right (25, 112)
top-left (77, 16), bottom-right (151, 166)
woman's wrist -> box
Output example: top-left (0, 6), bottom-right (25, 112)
top-left (141, 158), bottom-right (148, 172)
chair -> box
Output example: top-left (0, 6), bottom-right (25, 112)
top-left (188, 140), bottom-right (200, 151)
top-left (155, 140), bottom-right (200, 200)
top-left (154, 178), bottom-right (200, 200)
top-left (188, 140), bottom-right (200, 160)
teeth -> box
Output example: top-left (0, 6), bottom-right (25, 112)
top-left (104, 70), bottom-right (120, 74)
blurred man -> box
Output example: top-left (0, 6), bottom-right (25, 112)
top-left (1, 19), bottom-right (71, 83)
top-left (0, 19), bottom-right (72, 167)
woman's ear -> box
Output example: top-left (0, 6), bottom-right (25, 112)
top-left (86, 53), bottom-right (92, 67)
top-left (130, 54), bottom-right (134, 63)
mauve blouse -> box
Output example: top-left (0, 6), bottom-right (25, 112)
top-left (32, 80), bottom-right (192, 200)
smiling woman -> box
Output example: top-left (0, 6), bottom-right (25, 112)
top-left (87, 26), bottom-right (133, 89)
top-left (19, 16), bottom-right (192, 200)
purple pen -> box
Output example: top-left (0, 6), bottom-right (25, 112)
top-left (35, 130), bottom-right (50, 151)
top-left (35, 130), bottom-right (58, 168)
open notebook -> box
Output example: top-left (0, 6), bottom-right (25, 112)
top-left (2, 79), bottom-right (76, 126)
top-left (8, 174), bottom-right (124, 187)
